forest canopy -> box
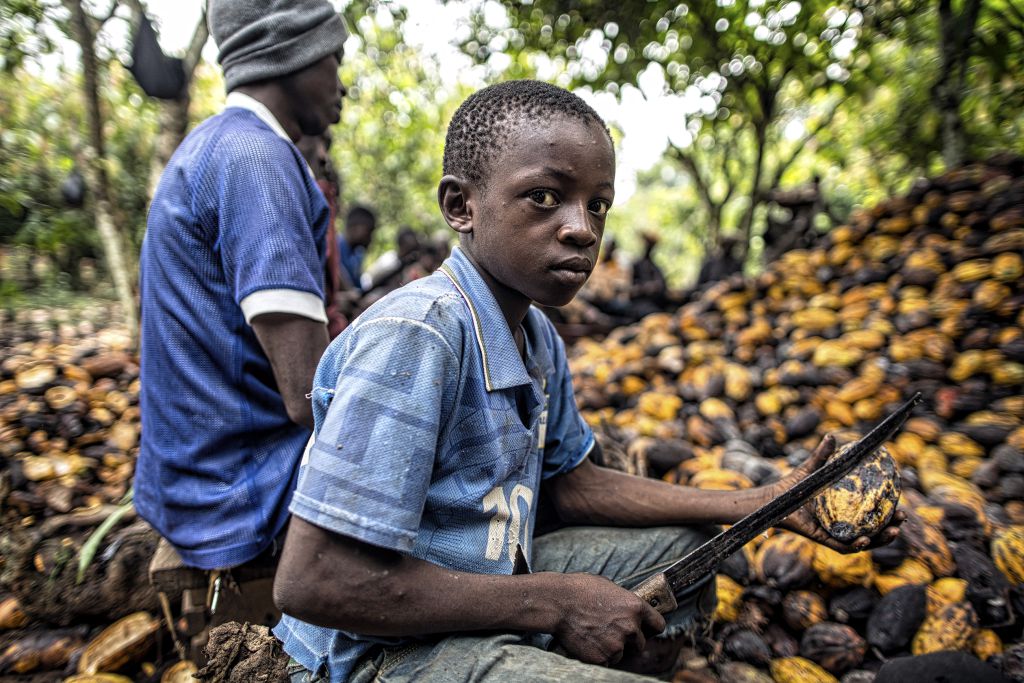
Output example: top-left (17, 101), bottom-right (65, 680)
top-left (1, 0), bottom-right (1021, 303)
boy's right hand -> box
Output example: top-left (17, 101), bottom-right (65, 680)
top-left (552, 573), bottom-right (667, 666)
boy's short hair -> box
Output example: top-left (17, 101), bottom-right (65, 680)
top-left (443, 79), bottom-right (609, 187)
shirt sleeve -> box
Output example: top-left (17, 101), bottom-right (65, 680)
top-left (288, 316), bottom-right (460, 552)
top-left (238, 289), bottom-right (327, 324)
top-left (540, 323), bottom-right (595, 480)
top-left (215, 133), bottom-right (326, 307)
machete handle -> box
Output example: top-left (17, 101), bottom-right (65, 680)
top-left (631, 572), bottom-right (678, 615)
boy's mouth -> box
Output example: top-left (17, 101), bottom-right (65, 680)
top-left (549, 256), bottom-right (593, 286)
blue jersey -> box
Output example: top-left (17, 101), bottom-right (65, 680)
top-left (136, 105), bottom-right (328, 570)
top-left (274, 247), bottom-right (594, 682)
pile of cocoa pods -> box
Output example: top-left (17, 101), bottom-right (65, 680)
top-left (570, 156), bottom-right (1024, 682)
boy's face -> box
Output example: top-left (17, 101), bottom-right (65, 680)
top-left (451, 115), bottom-right (615, 310)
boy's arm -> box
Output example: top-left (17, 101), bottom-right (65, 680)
top-left (546, 436), bottom-right (903, 554)
top-left (273, 516), bottom-right (665, 666)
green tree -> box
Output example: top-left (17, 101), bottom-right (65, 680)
top-left (458, 0), bottom-right (868, 262)
top-left (332, 12), bottom-right (470, 251)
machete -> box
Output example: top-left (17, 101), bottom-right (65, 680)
top-left (631, 392), bottom-right (922, 614)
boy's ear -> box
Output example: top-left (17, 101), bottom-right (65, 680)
top-left (437, 175), bottom-right (474, 235)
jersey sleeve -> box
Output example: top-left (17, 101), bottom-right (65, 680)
top-left (214, 134), bottom-right (325, 309)
top-left (540, 324), bottom-right (595, 480)
top-left (288, 316), bottom-right (460, 552)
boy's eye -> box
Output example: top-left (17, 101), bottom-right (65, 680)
top-left (589, 199), bottom-right (611, 216)
top-left (528, 189), bottom-right (558, 207)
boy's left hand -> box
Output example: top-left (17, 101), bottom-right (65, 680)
top-left (764, 434), bottom-right (905, 554)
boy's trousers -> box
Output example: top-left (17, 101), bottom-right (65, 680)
top-left (288, 525), bottom-right (718, 683)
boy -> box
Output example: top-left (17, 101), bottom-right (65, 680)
top-left (273, 80), bottom-right (900, 683)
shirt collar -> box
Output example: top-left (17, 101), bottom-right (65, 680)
top-left (439, 247), bottom-right (547, 392)
top-left (225, 92), bottom-right (315, 179)
top-left (225, 92), bottom-right (293, 143)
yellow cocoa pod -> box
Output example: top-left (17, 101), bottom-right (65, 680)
top-left (992, 252), bottom-right (1024, 282)
top-left (841, 329), bottom-right (887, 351)
top-left (813, 341), bottom-right (865, 368)
top-left (699, 397), bottom-right (734, 421)
top-left (915, 506), bottom-right (945, 526)
top-left (992, 362), bottom-right (1024, 386)
top-left (793, 307), bottom-right (839, 332)
top-left (901, 510), bottom-right (956, 577)
top-left (853, 398), bottom-right (883, 422)
top-left (769, 657), bottom-right (838, 683)
top-left (915, 446), bottom-right (948, 472)
top-left (620, 375), bottom-right (647, 396)
top-left (723, 363), bottom-right (753, 402)
top-left (812, 444), bottom-right (900, 543)
top-left (951, 259), bottom-right (992, 283)
top-left (714, 574), bottom-right (743, 622)
top-left (824, 400), bottom-right (856, 427)
top-left (938, 432), bottom-right (985, 459)
top-left (973, 280), bottom-right (1012, 311)
top-left (992, 526), bottom-right (1024, 585)
top-left (928, 577), bottom-right (968, 607)
top-left (892, 558), bottom-right (933, 585)
top-left (911, 601), bottom-right (979, 655)
top-left (973, 629), bottom-right (1003, 661)
top-left (874, 572), bottom-right (914, 595)
top-left (812, 546), bottom-right (874, 587)
top-left (756, 391), bottom-right (783, 417)
top-left (949, 350), bottom-right (988, 382)
top-left (949, 456), bottom-right (983, 479)
top-left (637, 392), bottom-right (682, 422)
top-left (835, 378), bottom-right (879, 404)
top-left (895, 432), bottom-right (928, 466)
top-left (905, 417), bottom-right (943, 442)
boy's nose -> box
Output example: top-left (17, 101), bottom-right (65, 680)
top-left (558, 205), bottom-right (598, 246)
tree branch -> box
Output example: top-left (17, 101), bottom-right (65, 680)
top-left (670, 145), bottom-right (717, 214)
top-left (767, 96), bottom-right (846, 191)
top-left (183, 9), bottom-right (209, 77)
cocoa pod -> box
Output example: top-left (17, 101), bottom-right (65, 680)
top-left (867, 584), bottom-right (928, 653)
top-left (800, 622), bottom-right (867, 675)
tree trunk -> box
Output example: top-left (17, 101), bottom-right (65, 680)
top-left (736, 121), bottom-right (768, 263)
top-left (145, 9), bottom-right (209, 201)
top-left (69, 0), bottom-right (138, 344)
top-left (935, 0), bottom-right (983, 168)
top-left (147, 95), bottom-right (192, 200)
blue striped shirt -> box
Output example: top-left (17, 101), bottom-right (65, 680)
top-left (274, 246), bottom-right (595, 681)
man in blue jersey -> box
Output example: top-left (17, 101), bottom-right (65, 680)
top-left (136, 0), bottom-right (347, 632)
top-left (273, 81), bottom-right (904, 682)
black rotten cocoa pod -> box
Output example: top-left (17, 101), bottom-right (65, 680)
top-left (829, 587), bottom-right (878, 625)
top-left (800, 622), bottom-right (867, 675)
top-left (867, 584), bottom-right (927, 653)
top-left (952, 543), bottom-right (1014, 628)
top-left (723, 629), bottom-right (772, 667)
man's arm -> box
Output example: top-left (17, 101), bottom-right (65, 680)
top-left (274, 516), bottom-right (665, 666)
top-left (251, 313), bottom-right (329, 430)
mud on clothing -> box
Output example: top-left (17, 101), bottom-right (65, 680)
top-left (274, 247), bottom-right (596, 681)
top-left (137, 93), bottom-right (328, 571)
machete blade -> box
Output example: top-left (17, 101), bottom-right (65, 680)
top-left (655, 392), bottom-right (922, 596)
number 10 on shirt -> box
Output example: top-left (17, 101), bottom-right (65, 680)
top-left (483, 485), bottom-right (534, 561)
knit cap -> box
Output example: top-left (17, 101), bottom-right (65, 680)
top-left (208, 0), bottom-right (348, 92)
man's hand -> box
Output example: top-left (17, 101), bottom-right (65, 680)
top-left (552, 573), bottom-right (666, 666)
top-left (769, 434), bottom-right (905, 553)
